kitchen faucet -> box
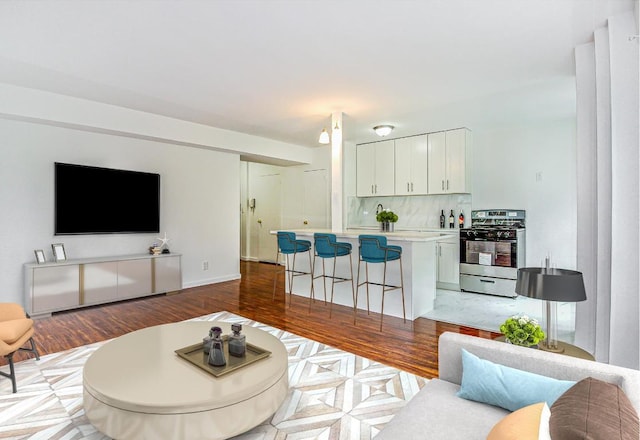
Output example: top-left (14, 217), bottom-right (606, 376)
top-left (376, 203), bottom-right (384, 215)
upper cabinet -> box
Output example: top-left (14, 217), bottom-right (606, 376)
top-left (394, 135), bottom-right (428, 195)
top-left (428, 128), bottom-right (472, 194)
top-left (356, 140), bottom-right (395, 197)
top-left (356, 127), bottom-right (471, 197)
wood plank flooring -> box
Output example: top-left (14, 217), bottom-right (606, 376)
top-left (8, 261), bottom-right (499, 379)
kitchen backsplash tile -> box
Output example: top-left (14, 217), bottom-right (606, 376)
top-left (347, 194), bottom-right (472, 230)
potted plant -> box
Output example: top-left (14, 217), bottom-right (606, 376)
top-left (499, 314), bottom-right (545, 347)
top-left (376, 209), bottom-right (398, 232)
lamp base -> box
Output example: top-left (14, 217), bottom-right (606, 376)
top-left (539, 340), bottom-right (565, 353)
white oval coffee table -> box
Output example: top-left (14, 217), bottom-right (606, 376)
top-left (83, 321), bottom-right (288, 440)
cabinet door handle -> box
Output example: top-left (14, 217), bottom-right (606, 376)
top-left (407, 182), bottom-right (410, 192)
top-left (371, 184), bottom-right (374, 194)
top-left (411, 182), bottom-right (414, 192)
top-left (375, 184), bottom-right (377, 193)
top-left (446, 180), bottom-right (449, 190)
top-left (441, 180), bottom-right (444, 190)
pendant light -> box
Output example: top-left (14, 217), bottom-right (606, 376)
top-left (318, 128), bottom-right (330, 144)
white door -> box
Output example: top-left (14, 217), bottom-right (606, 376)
top-left (374, 140), bottom-right (395, 196)
top-left (394, 138), bottom-right (412, 195)
top-left (428, 131), bottom-right (447, 194)
top-left (411, 134), bottom-right (429, 195)
top-left (303, 169), bottom-right (329, 229)
top-left (396, 135), bottom-right (428, 195)
top-left (437, 242), bottom-right (460, 284)
top-left (356, 144), bottom-right (376, 196)
top-left (252, 173), bottom-right (281, 263)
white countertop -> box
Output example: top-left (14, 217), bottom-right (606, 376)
top-left (273, 228), bottom-right (457, 243)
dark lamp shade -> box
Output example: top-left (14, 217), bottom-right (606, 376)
top-left (516, 267), bottom-right (587, 302)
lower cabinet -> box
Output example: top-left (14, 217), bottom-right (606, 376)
top-left (31, 264), bottom-right (80, 314)
top-left (117, 258), bottom-right (153, 300)
top-left (437, 238), bottom-right (460, 288)
top-left (154, 255), bottom-right (182, 293)
top-left (83, 262), bottom-right (118, 305)
top-left (25, 254), bottom-right (182, 317)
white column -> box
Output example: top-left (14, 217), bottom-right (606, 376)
top-left (331, 111), bottom-right (344, 232)
top-left (608, 11), bottom-right (639, 369)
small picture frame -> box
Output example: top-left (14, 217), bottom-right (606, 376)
top-left (34, 249), bottom-right (46, 264)
top-left (51, 243), bottom-right (67, 262)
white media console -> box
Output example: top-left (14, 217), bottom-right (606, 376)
top-left (24, 253), bottom-right (182, 317)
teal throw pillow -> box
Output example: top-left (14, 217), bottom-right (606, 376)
top-left (456, 348), bottom-right (576, 412)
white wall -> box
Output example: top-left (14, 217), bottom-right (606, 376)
top-left (472, 119), bottom-right (578, 269)
top-left (1, 117), bottom-right (241, 306)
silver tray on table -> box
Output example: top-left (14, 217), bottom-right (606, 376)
top-left (175, 336), bottom-right (271, 377)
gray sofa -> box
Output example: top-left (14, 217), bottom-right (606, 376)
top-left (376, 331), bottom-right (640, 440)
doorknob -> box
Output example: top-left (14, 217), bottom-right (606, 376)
top-left (303, 220), bottom-right (308, 225)
top-left (257, 219), bottom-right (262, 224)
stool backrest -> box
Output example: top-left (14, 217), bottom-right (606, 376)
top-left (359, 235), bottom-right (388, 261)
top-left (314, 233), bottom-right (337, 256)
top-left (277, 231), bottom-right (298, 253)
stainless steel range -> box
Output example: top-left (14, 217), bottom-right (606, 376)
top-left (459, 209), bottom-right (526, 298)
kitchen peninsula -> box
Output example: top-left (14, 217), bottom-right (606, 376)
top-left (272, 229), bottom-right (456, 321)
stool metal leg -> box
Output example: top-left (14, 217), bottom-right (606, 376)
top-left (398, 256), bottom-right (406, 323)
top-left (380, 259), bottom-right (388, 331)
top-left (328, 251), bottom-right (354, 318)
top-left (308, 251), bottom-right (321, 313)
top-left (379, 255), bottom-right (406, 331)
top-left (272, 249), bottom-right (281, 300)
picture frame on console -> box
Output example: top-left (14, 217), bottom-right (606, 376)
top-left (51, 243), bottom-right (67, 262)
top-left (34, 249), bottom-right (46, 264)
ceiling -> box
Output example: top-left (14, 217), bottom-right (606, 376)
top-left (0, 0), bottom-right (635, 150)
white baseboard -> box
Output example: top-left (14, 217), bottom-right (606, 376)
top-left (182, 273), bottom-right (241, 289)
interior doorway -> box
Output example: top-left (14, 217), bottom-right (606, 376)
top-left (251, 171), bottom-right (281, 263)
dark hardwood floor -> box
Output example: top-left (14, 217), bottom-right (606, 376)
top-left (9, 261), bottom-right (499, 379)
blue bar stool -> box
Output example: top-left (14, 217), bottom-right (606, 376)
top-left (272, 231), bottom-right (313, 307)
top-left (356, 234), bottom-right (406, 331)
top-left (311, 233), bottom-right (355, 317)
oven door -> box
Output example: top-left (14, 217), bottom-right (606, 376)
top-left (459, 237), bottom-right (518, 268)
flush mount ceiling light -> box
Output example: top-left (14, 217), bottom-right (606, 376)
top-left (373, 125), bottom-right (394, 137)
top-left (318, 128), bottom-right (330, 144)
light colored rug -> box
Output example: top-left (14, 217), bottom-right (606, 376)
top-left (0, 311), bottom-right (428, 439)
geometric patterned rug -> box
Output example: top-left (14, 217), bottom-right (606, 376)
top-left (0, 311), bottom-right (428, 439)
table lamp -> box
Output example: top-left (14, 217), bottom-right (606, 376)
top-left (515, 259), bottom-right (586, 353)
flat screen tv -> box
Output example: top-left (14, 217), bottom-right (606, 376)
top-left (55, 162), bottom-right (160, 235)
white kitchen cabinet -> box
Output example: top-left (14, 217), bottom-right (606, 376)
top-left (25, 253), bottom-right (182, 317)
top-left (437, 236), bottom-right (460, 289)
top-left (356, 140), bottom-right (395, 197)
top-left (428, 128), bottom-right (472, 194)
top-left (394, 135), bottom-right (428, 195)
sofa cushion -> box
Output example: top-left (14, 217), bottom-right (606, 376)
top-left (457, 348), bottom-right (576, 412)
top-left (374, 378), bottom-right (508, 440)
top-left (549, 377), bottom-right (639, 440)
top-left (0, 319), bottom-right (33, 344)
top-left (487, 402), bottom-right (551, 440)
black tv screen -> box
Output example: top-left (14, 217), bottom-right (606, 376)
top-left (55, 162), bottom-right (160, 235)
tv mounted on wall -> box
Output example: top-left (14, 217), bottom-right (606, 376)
top-left (55, 162), bottom-right (160, 235)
